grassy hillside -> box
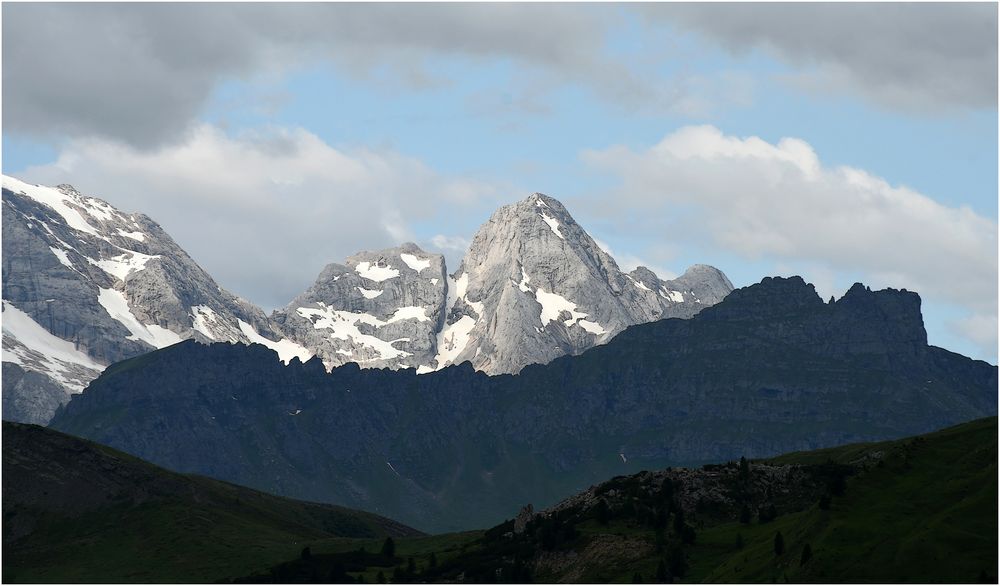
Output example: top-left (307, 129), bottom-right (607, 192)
top-left (695, 416), bottom-right (997, 583)
top-left (247, 417), bottom-right (997, 583)
top-left (2, 422), bottom-right (421, 583)
top-left (5, 418), bottom-right (995, 582)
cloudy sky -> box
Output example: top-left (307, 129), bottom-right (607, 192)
top-left (3, 3), bottom-right (997, 362)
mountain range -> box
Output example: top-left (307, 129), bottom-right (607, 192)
top-left (2, 176), bottom-right (732, 424)
top-left (4, 174), bottom-right (996, 581)
top-left (49, 275), bottom-right (997, 532)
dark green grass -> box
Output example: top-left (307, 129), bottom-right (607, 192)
top-left (3, 424), bottom-right (420, 584)
top-left (533, 417), bottom-right (998, 583)
top-left (6, 418), bottom-right (994, 583)
top-left (688, 417), bottom-right (998, 583)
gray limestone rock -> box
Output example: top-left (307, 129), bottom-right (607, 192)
top-left (1, 176), bottom-right (286, 423)
top-left (271, 243), bottom-right (448, 371)
top-left (433, 193), bottom-right (734, 374)
top-left (2, 177), bottom-right (734, 422)
top-left (2, 362), bottom-right (72, 425)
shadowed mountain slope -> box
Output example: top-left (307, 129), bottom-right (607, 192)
top-left (50, 276), bottom-right (997, 532)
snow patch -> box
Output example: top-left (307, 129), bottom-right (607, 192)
top-left (467, 299), bottom-right (485, 316)
top-left (428, 272), bottom-right (484, 370)
top-left (191, 305), bottom-right (219, 341)
top-left (98, 288), bottom-right (183, 348)
top-left (539, 212), bottom-right (565, 239)
top-left (628, 275), bottom-right (652, 291)
top-left (90, 251), bottom-right (158, 281)
top-left (117, 229), bottom-right (146, 242)
top-left (388, 306), bottom-right (430, 323)
top-left (430, 278), bottom-right (439, 285)
top-left (416, 364), bottom-right (434, 375)
top-left (535, 287), bottom-right (587, 327)
top-left (3, 176), bottom-right (101, 236)
top-left (355, 261), bottom-right (399, 282)
top-left (454, 273), bottom-right (470, 299)
top-left (432, 315), bottom-right (476, 369)
top-left (191, 305), bottom-right (241, 343)
top-left (336, 349), bottom-right (353, 357)
top-left (660, 288), bottom-right (685, 303)
top-left (80, 197), bottom-right (119, 222)
top-left (448, 273), bottom-right (483, 316)
top-left (357, 287), bottom-right (384, 299)
top-left (49, 247), bottom-right (74, 269)
top-left (296, 304), bottom-right (412, 361)
top-left (578, 320), bottom-right (607, 335)
top-left (237, 320), bottom-right (315, 364)
top-left (518, 267), bottom-right (532, 293)
top-left (400, 253), bottom-right (430, 272)
top-left (1, 301), bottom-right (105, 392)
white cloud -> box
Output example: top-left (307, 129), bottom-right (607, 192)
top-left (647, 3), bottom-right (997, 113)
top-left (1, 3), bottom-right (625, 147)
top-left (592, 239), bottom-right (678, 281)
top-left (950, 313), bottom-right (999, 359)
top-left (19, 124), bottom-right (496, 309)
top-left (584, 125), bottom-right (998, 356)
top-left (430, 234), bottom-right (471, 254)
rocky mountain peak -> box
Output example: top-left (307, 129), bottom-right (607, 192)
top-left (703, 276), bottom-right (823, 320)
top-left (628, 266), bottom-right (662, 290)
top-left (696, 276), bottom-right (930, 357)
top-left (2, 175), bottom-right (293, 424)
top-left (460, 192), bottom-right (607, 272)
top-left (4, 178), bottom-right (735, 421)
top-left (272, 243), bottom-right (448, 372)
top-left (435, 192), bottom-right (735, 374)
top-left (835, 283), bottom-right (927, 348)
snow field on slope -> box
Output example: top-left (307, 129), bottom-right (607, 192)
top-left (1, 301), bottom-right (105, 392)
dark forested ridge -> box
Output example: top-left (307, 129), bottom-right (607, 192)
top-left (50, 276), bottom-right (997, 532)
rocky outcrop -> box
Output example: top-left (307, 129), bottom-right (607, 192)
top-left (514, 504), bottom-right (537, 534)
top-left (1, 363), bottom-right (69, 426)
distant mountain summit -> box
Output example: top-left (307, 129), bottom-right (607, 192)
top-left (271, 242), bottom-right (449, 371)
top-left (266, 192), bottom-right (732, 374)
top-left (1, 176), bottom-right (303, 424)
top-left (2, 177), bottom-right (732, 422)
top-left (443, 193), bottom-right (732, 373)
